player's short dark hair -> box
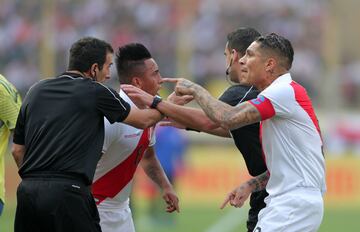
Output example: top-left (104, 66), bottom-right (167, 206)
top-left (115, 43), bottom-right (152, 84)
top-left (68, 37), bottom-right (113, 72)
top-left (227, 27), bottom-right (261, 55)
top-left (256, 33), bottom-right (294, 70)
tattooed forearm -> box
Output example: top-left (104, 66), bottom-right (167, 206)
top-left (247, 171), bottom-right (270, 192)
top-left (193, 87), bottom-right (261, 130)
top-left (222, 102), bottom-right (262, 129)
top-left (195, 89), bottom-right (222, 122)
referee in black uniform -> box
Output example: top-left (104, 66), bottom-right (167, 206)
top-left (125, 27), bottom-right (268, 232)
top-left (190, 28), bottom-right (269, 232)
top-left (11, 37), bottom-right (163, 232)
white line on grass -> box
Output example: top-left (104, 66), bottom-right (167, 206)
top-left (205, 207), bottom-right (248, 232)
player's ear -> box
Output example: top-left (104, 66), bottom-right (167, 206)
top-left (265, 58), bottom-right (276, 73)
top-left (131, 77), bottom-right (142, 88)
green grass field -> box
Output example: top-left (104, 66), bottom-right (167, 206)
top-left (1, 145), bottom-right (360, 231)
top-left (133, 200), bottom-right (360, 232)
top-left (1, 201), bottom-right (359, 232)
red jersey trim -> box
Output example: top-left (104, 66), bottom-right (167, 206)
top-left (248, 96), bottom-right (275, 120)
top-left (290, 81), bottom-right (322, 139)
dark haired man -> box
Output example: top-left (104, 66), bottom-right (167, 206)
top-left (164, 33), bottom-right (326, 231)
top-left (11, 37), bottom-right (163, 232)
top-left (92, 43), bottom-right (179, 232)
top-left (122, 27), bottom-right (267, 232)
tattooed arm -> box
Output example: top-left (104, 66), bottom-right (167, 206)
top-left (141, 146), bottom-right (180, 213)
top-left (247, 171), bottom-right (270, 192)
top-left (220, 171), bottom-right (270, 209)
top-left (121, 84), bottom-right (230, 136)
top-left (163, 78), bottom-right (262, 130)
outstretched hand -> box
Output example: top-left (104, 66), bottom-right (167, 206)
top-left (162, 78), bottom-right (198, 97)
top-left (220, 182), bottom-right (252, 209)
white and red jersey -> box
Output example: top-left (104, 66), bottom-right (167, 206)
top-left (249, 73), bottom-right (326, 197)
top-left (92, 90), bottom-right (155, 208)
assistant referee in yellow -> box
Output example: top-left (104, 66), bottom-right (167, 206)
top-left (0, 74), bottom-right (21, 216)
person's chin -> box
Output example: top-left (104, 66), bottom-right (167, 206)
top-left (239, 78), bottom-right (251, 86)
top-left (236, 77), bottom-right (246, 84)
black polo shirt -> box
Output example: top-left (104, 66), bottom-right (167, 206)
top-left (219, 85), bottom-right (267, 176)
top-left (13, 72), bottom-right (131, 185)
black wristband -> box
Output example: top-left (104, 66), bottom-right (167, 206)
top-left (150, 95), bottom-right (162, 109)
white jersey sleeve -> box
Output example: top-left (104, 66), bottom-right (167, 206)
top-left (260, 82), bottom-right (294, 118)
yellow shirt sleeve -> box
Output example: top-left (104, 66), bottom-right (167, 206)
top-left (0, 75), bottom-right (22, 130)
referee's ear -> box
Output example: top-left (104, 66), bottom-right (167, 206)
top-left (90, 63), bottom-right (99, 78)
top-left (232, 49), bottom-right (240, 60)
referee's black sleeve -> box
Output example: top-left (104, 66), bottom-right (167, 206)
top-left (13, 105), bottom-right (25, 145)
top-left (95, 83), bottom-right (131, 123)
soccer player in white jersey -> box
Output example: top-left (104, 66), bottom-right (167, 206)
top-left (92, 43), bottom-right (179, 232)
top-left (156, 33), bottom-right (325, 231)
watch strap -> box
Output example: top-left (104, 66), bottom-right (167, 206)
top-left (150, 95), bottom-right (162, 109)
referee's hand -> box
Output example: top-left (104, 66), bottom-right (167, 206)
top-left (121, 84), bottom-right (153, 107)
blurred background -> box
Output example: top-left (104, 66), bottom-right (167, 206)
top-left (1, 0), bottom-right (360, 231)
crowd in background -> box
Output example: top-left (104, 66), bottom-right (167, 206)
top-left (0, 0), bottom-right (330, 99)
top-left (1, 0), bottom-right (360, 154)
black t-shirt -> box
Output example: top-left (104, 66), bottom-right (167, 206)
top-left (13, 72), bottom-right (131, 184)
top-left (218, 85), bottom-right (267, 176)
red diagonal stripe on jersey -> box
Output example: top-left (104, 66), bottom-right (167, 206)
top-left (92, 128), bottom-right (150, 205)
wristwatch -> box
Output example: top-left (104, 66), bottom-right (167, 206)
top-left (150, 95), bottom-right (162, 109)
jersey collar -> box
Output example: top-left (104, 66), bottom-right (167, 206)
top-left (59, 72), bottom-right (85, 79)
top-left (273, 73), bottom-right (292, 84)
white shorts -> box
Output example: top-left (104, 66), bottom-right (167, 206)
top-left (253, 188), bottom-right (324, 232)
top-left (97, 199), bottom-right (135, 232)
